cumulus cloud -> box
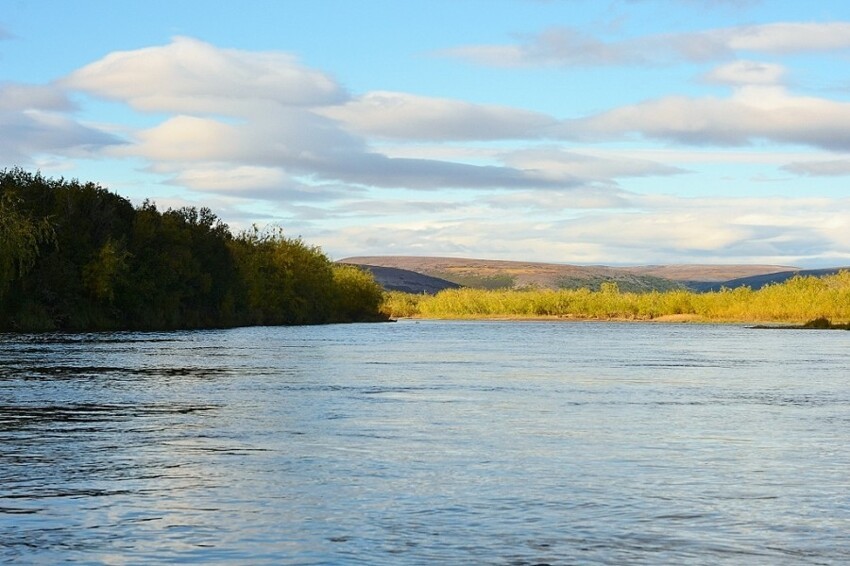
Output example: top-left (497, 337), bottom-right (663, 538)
top-left (441, 22), bottom-right (850, 67)
top-left (122, 111), bottom-right (570, 190)
top-left (63, 36), bottom-right (347, 114)
top-left (0, 82), bottom-right (121, 164)
top-left (63, 38), bottom-right (587, 192)
top-left (124, 109), bottom-right (367, 165)
top-left (560, 86), bottom-right (850, 150)
top-left (318, 91), bottom-right (557, 141)
top-left (0, 83), bottom-right (74, 112)
top-left (40, 35), bottom-right (848, 267)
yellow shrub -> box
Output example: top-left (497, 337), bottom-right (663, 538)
top-left (380, 271), bottom-right (850, 324)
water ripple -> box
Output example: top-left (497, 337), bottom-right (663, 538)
top-left (1, 321), bottom-right (848, 564)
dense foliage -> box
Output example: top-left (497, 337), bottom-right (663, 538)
top-left (0, 169), bottom-right (386, 331)
top-left (382, 274), bottom-right (850, 324)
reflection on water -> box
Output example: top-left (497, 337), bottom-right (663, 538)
top-left (1, 321), bottom-right (849, 564)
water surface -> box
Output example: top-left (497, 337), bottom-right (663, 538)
top-left (1, 321), bottom-right (848, 564)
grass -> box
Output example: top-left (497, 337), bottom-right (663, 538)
top-left (380, 271), bottom-right (850, 324)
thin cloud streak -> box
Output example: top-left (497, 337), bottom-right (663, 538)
top-left (782, 159), bottom-right (850, 177)
top-left (318, 195), bottom-right (850, 265)
top-left (319, 91), bottom-right (558, 141)
top-left (441, 22), bottom-right (850, 68)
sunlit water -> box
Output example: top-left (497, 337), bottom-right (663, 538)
top-left (1, 320), bottom-right (849, 564)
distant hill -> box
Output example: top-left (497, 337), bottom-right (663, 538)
top-left (343, 264), bottom-right (461, 294)
top-left (618, 264), bottom-right (799, 283)
top-left (693, 267), bottom-right (850, 292)
top-left (341, 256), bottom-right (802, 293)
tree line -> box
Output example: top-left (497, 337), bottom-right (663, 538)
top-left (0, 169), bottom-right (386, 331)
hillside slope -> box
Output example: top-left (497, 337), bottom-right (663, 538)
top-left (693, 267), bottom-right (850, 292)
top-left (341, 256), bottom-right (798, 292)
top-left (345, 265), bottom-right (461, 294)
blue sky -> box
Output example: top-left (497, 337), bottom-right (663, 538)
top-left (3, 0), bottom-right (850, 267)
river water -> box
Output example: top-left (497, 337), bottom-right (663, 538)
top-left (1, 320), bottom-right (848, 564)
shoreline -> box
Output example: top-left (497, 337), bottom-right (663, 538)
top-left (392, 314), bottom-right (850, 328)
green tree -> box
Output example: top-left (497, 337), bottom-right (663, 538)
top-left (2, 169), bottom-right (387, 331)
top-left (82, 237), bottom-right (131, 304)
top-left (331, 264), bottom-right (386, 322)
top-left (232, 227), bottom-right (336, 325)
top-left (0, 193), bottom-right (54, 302)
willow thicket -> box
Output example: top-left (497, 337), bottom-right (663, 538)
top-left (381, 273), bottom-right (850, 324)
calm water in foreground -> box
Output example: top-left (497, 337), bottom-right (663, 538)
top-left (1, 320), bottom-right (848, 565)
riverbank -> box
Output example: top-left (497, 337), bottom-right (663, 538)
top-left (752, 317), bottom-right (850, 330)
top-left (380, 271), bottom-right (850, 325)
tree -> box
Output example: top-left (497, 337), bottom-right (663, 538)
top-left (331, 264), bottom-right (386, 322)
top-left (231, 226), bottom-right (338, 325)
top-left (0, 193), bottom-right (54, 302)
top-left (82, 238), bottom-right (131, 304)
top-left (2, 169), bottom-right (388, 330)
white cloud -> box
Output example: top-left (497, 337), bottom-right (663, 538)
top-left (63, 36), bottom-right (347, 114)
top-left (63, 38), bottom-right (591, 193)
top-left (562, 86), bottom-right (850, 150)
top-left (123, 109), bottom-right (367, 165)
top-left (29, 35), bottom-right (847, 267)
top-left (723, 22), bottom-right (850, 53)
top-left (442, 22), bottom-right (850, 67)
top-left (169, 165), bottom-right (290, 197)
top-left (160, 165), bottom-right (364, 203)
top-left (319, 91), bottom-right (557, 141)
top-left (499, 147), bottom-right (686, 182)
top-left (702, 60), bottom-right (785, 85)
top-left (315, 153), bottom-right (575, 190)
top-left (314, 195), bottom-right (850, 266)
top-left (60, 36), bottom-right (848, 202)
top-left (122, 112), bottom-right (571, 191)
top-left (0, 83), bottom-right (75, 112)
top-left (48, 37), bottom-right (850, 269)
top-left (0, 82), bottom-right (120, 164)
top-left (782, 158), bottom-right (850, 177)
top-left (484, 187), bottom-right (633, 211)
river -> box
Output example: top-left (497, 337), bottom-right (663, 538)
top-left (1, 320), bottom-right (848, 564)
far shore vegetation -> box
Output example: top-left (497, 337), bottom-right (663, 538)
top-left (5, 168), bottom-right (848, 333)
top-left (1, 169), bottom-right (387, 332)
top-left (380, 274), bottom-right (850, 327)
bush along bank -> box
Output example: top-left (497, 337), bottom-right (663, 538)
top-left (380, 274), bottom-right (850, 324)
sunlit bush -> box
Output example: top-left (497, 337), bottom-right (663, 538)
top-left (331, 264), bottom-right (387, 322)
top-left (382, 271), bottom-right (850, 324)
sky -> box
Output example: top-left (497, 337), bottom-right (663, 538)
top-left (3, 0), bottom-right (850, 267)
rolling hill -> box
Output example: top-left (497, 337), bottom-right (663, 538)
top-left (692, 267), bottom-right (850, 292)
top-left (339, 256), bottom-right (803, 294)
